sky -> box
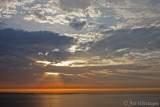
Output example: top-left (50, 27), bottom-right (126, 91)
top-left (0, 0), bottom-right (160, 93)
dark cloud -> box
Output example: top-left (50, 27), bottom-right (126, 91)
top-left (89, 27), bottom-right (160, 56)
top-left (0, 28), bottom-right (75, 66)
top-left (0, 21), bottom-right (7, 28)
top-left (60, 0), bottom-right (90, 11)
top-left (69, 19), bottom-right (87, 30)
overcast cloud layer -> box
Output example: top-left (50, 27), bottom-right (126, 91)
top-left (0, 0), bottom-right (160, 89)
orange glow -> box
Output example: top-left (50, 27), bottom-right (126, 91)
top-left (0, 88), bottom-right (160, 93)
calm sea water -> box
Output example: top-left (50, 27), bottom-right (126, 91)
top-left (0, 93), bottom-right (160, 107)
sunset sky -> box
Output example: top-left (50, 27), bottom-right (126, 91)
top-left (0, 0), bottom-right (160, 93)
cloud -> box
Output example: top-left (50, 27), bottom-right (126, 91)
top-left (0, 0), bottom-right (18, 18)
top-left (64, 31), bottom-right (104, 43)
top-left (90, 26), bottom-right (160, 52)
top-left (1, 0), bottom-right (160, 31)
top-left (38, 63), bottom-right (160, 88)
top-left (1, 0), bottom-right (160, 89)
top-left (1, 0), bottom-right (99, 29)
top-left (83, 26), bottom-right (160, 66)
top-left (68, 18), bottom-right (97, 30)
top-left (31, 9), bottom-right (47, 21)
top-left (69, 19), bottom-right (87, 30)
top-left (59, 0), bottom-right (90, 11)
top-left (0, 21), bottom-right (7, 28)
top-left (34, 26), bottom-right (160, 67)
top-left (0, 28), bottom-right (75, 66)
top-left (111, 0), bottom-right (160, 29)
top-left (0, 0), bottom-right (35, 18)
top-left (87, 6), bottom-right (101, 18)
top-left (24, 9), bottom-right (48, 23)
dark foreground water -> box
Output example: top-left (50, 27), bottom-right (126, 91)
top-left (0, 93), bottom-right (160, 107)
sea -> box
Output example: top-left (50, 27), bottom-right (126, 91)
top-left (0, 93), bottom-right (160, 107)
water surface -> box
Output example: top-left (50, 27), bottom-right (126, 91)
top-left (0, 93), bottom-right (159, 107)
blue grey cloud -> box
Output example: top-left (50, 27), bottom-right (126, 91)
top-left (83, 26), bottom-right (160, 66)
top-left (69, 19), bottom-right (87, 30)
top-left (1, 0), bottom-right (160, 89)
top-left (0, 28), bottom-right (75, 66)
top-left (31, 9), bottom-right (47, 21)
top-left (89, 27), bottom-right (160, 54)
top-left (0, 21), bottom-right (6, 28)
top-left (60, 0), bottom-right (90, 11)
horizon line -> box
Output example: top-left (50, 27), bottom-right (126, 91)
top-left (0, 88), bottom-right (160, 94)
